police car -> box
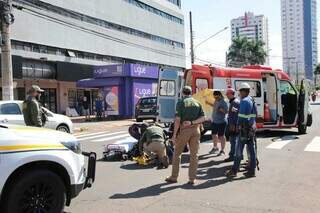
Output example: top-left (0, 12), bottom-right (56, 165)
top-left (0, 124), bottom-right (96, 212)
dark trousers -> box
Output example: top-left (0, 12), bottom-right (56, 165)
top-left (232, 137), bottom-right (256, 173)
top-left (228, 135), bottom-right (237, 159)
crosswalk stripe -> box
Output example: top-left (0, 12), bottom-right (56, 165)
top-left (77, 131), bottom-right (127, 141)
top-left (266, 140), bottom-right (293, 149)
top-left (92, 134), bottom-right (130, 142)
top-left (304, 137), bottom-right (320, 152)
top-left (75, 131), bottom-right (109, 138)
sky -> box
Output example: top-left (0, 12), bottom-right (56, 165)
top-left (180, 0), bottom-right (308, 69)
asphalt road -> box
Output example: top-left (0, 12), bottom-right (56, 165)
top-left (66, 103), bottom-right (320, 213)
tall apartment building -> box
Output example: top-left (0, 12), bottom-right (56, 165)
top-left (281, 0), bottom-right (317, 82)
top-left (231, 12), bottom-right (270, 65)
top-left (0, 0), bottom-right (185, 113)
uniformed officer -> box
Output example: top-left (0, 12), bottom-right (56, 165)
top-left (138, 124), bottom-right (169, 169)
top-left (165, 86), bottom-right (205, 185)
top-left (23, 85), bottom-right (46, 127)
top-left (226, 83), bottom-right (257, 178)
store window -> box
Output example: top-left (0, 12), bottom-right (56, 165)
top-left (40, 88), bottom-right (57, 113)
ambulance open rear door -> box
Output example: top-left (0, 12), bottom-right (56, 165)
top-left (157, 67), bottom-right (183, 124)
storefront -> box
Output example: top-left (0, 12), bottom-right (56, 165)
top-left (77, 64), bottom-right (159, 118)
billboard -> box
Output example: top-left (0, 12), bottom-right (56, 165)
top-left (103, 86), bottom-right (119, 115)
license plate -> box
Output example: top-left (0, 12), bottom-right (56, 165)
top-left (142, 109), bottom-right (151, 112)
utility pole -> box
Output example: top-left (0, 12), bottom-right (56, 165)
top-left (189, 11), bottom-right (194, 64)
top-left (296, 62), bottom-right (299, 85)
top-left (0, 0), bottom-right (14, 100)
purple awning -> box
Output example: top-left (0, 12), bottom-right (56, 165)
top-left (77, 78), bottom-right (122, 88)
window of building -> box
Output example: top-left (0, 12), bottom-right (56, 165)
top-left (22, 60), bottom-right (56, 80)
top-left (17, 0), bottom-right (184, 49)
top-left (124, 0), bottom-right (183, 24)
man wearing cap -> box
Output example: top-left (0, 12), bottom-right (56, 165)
top-left (138, 123), bottom-right (169, 169)
top-left (225, 88), bottom-right (240, 162)
top-left (165, 86), bottom-right (205, 185)
top-left (226, 83), bottom-right (257, 178)
top-left (23, 85), bottom-right (46, 127)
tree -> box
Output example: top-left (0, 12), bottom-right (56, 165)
top-left (314, 64), bottom-right (320, 87)
top-left (227, 37), bottom-right (267, 67)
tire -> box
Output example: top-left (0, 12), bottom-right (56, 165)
top-left (136, 118), bottom-right (143, 122)
top-left (56, 124), bottom-right (70, 133)
top-left (298, 124), bottom-right (307, 134)
top-left (3, 169), bottom-right (66, 213)
top-left (306, 114), bottom-right (313, 127)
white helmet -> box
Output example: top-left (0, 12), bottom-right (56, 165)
top-left (238, 83), bottom-right (251, 90)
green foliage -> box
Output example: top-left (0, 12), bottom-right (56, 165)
top-left (227, 37), bottom-right (267, 67)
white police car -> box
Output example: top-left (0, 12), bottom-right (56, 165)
top-left (0, 124), bottom-right (96, 213)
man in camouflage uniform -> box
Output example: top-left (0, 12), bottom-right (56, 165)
top-left (138, 124), bottom-right (169, 169)
top-left (165, 86), bottom-right (205, 185)
top-left (23, 85), bottom-right (46, 127)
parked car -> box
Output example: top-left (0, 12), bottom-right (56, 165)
top-left (0, 124), bottom-right (96, 213)
top-left (135, 97), bottom-right (157, 122)
top-left (0, 101), bottom-right (73, 133)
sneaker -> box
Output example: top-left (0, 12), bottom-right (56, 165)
top-left (217, 150), bottom-right (225, 156)
top-left (165, 177), bottom-right (178, 183)
top-left (225, 170), bottom-right (237, 178)
top-left (209, 147), bottom-right (219, 154)
top-left (243, 171), bottom-right (256, 178)
top-left (224, 157), bottom-right (234, 162)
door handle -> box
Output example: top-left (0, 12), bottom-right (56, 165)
top-left (256, 104), bottom-right (261, 106)
top-left (0, 119), bottom-right (8, 123)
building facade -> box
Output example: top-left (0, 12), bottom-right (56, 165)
top-left (0, 0), bottom-right (185, 113)
top-left (281, 0), bottom-right (317, 82)
top-left (231, 12), bottom-right (270, 65)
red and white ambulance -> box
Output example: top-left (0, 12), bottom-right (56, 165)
top-left (157, 64), bottom-right (312, 134)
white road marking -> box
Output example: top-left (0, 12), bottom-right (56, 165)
top-left (92, 134), bottom-right (130, 142)
top-left (304, 137), bottom-right (320, 152)
top-left (114, 137), bottom-right (137, 144)
top-left (77, 131), bottom-right (127, 141)
top-left (75, 131), bottom-right (109, 138)
top-left (266, 140), bottom-right (293, 149)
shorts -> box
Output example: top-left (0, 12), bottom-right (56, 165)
top-left (211, 122), bottom-right (227, 137)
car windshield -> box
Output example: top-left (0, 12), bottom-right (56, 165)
top-left (140, 98), bottom-right (157, 105)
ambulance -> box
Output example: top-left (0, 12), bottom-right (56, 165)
top-left (0, 125), bottom-right (96, 213)
top-left (157, 64), bottom-right (312, 134)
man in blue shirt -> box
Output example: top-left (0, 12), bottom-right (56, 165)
top-left (224, 88), bottom-right (240, 162)
top-left (206, 90), bottom-right (228, 156)
top-left (226, 83), bottom-right (257, 178)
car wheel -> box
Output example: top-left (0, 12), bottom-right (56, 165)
top-left (306, 114), bottom-right (313, 127)
top-left (3, 169), bottom-right (66, 213)
top-left (57, 124), bottom-right (70, 133)
top-left (136, 118), bottom-right (143, 122)
top-left (298, 124), bottom-right (307, 134)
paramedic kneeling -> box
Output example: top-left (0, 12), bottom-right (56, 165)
top-left (226, 83), bottom-right (257, 178)
top-left (165, 86), bottom-right (206, 185)
top-left (138, 124), bottom-right (169, 169)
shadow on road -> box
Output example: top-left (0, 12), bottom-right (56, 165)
top-left (110, 156), bottom-right (249, 199)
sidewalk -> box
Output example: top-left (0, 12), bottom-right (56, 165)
top-left (72, 118), bottom-right (135, 134)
